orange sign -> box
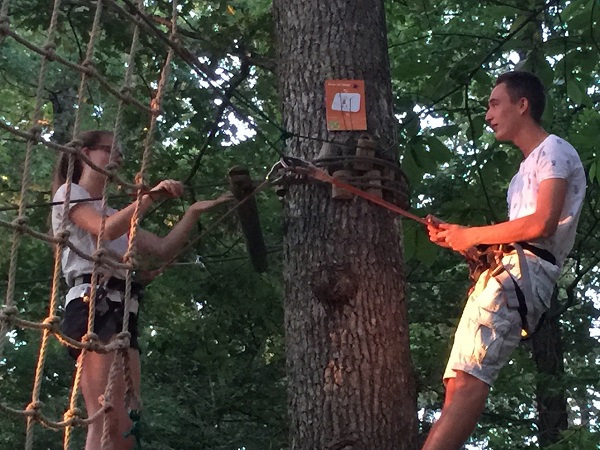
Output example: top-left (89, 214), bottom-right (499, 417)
top-left (325, 79), bottom-right (367, 131)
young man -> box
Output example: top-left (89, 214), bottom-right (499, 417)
top-left (422, 71), bottom-right (586, 450)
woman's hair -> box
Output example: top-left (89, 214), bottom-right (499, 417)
top-left (51, 130), bottom-right (113, 195)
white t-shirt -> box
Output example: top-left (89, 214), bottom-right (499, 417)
top-left (507, 134), bottom-right (586, 268)
top-left (52, 183), bottom-right (129, 287)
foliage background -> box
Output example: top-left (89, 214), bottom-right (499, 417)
top-left (0, 0), bottom-right (598, 448)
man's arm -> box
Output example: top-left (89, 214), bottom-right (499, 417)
top-left (434, 178), bottom-right (567, 252)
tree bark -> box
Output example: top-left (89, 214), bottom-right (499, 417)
top-left (273, 1), bottom-right (417, 449)
top-left (531, 288), bottom-right (568, 447)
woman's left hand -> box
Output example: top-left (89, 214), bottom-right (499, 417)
top-left (190, 192), bottom-right (234, 213)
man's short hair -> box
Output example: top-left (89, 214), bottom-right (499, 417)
top-left (496, 71), bottom-right (546, 124)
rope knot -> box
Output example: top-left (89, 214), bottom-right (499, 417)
top-left (81, 59), bottom-right (96, 76)
top-left (104, 161), bottom-right (119, 172)
top-left (105, 332), bottom-right (130, 351)
top-left (82, 332), bottom-right (100, 351)
top-left (12, 215), bottom-right (29, 230)
top-left (98, 394), bottom-right (113, 412)
top-left (43, 42), bottom-right (57, 61)
top-left (64, 407), bottom-right (83, 426)
top-left (67, 139), bottom-right (83, 151)
top-left (93, 248), bottom-right (106, 264)
top-left (120, 87), bottom-right (134, 106)
top-left (42, 315), bottom-right (61, 333)
top-left (116, 331), bottom-right (131, 346)
top-left (0, 306), bottom-right (18, 323)
top-left (56, 229), bottom-right (71, 244)
top-left (28, 125), bottom-right (43, 141)
top-left (25, 401), bottom-right (43, 419)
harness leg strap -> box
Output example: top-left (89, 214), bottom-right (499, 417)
top-left (494, 243), bottom-right (536, 339)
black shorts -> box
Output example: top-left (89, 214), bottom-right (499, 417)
top-left (61, 294), bottom-right (140, 360)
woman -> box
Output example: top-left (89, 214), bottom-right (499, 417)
top-left (51, 130), bottom-right (231, 450)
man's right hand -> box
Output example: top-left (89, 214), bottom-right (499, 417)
top-left (426, 214), bottom-right (451, 248)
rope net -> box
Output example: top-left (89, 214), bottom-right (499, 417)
top-left (0, 1), bottom-right (181, 448)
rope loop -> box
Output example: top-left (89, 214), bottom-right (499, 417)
top-left (0, 305), bottom-right (19, 323)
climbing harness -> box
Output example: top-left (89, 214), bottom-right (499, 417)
top-left (465, 242), bottom-right (556, 339)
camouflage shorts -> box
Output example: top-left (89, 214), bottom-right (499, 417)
top-left (443, 251), bottom-right (557, 386)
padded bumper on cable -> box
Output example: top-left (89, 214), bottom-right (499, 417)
top-left (228, 166), bottom-right (268, 272)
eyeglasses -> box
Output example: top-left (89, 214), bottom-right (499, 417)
top-left (90, 144), bottom-right (123, 157)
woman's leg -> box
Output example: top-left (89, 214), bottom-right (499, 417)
top-left (80, 348), bottom-right (141, 450)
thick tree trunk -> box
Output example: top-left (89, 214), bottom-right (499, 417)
top-left (531, 289), bottom-right (568, 447)
top-left (273, 1), bottom-right (417, 449)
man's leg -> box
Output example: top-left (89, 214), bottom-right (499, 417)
top-left (421, 371), bottom-right (490, 450)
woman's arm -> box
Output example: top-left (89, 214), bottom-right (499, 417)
top-left (68, 180), bottom-right (184, 241)
top-left (135, 193), bottom-right (233, 260)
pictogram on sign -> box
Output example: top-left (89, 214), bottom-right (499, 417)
top-left (325, 80), bottom-right (367, 131)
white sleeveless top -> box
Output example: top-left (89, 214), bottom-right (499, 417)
top-left (52, 183), bottom-right (129, 287)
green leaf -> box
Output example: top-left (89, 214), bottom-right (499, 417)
top-left (431, 125), bottom-right (460, 137)
top-left (566, 80), bottom-right (583, 105)
top-left (411, 138), bottom-right (438, 173)
top-left (589, 161), bottom-right (597, 184)
top-left (532, 54), bottom-right (554, 88)
top-left (423, 136), bottom-right (453, 164)
top-left (541, 93), bottom-right (554, 125)
top-left (468, 115), bottom-right (486, 141)
top-left (415, 226), bottom-right (437, 267)
top-left (401, 148), bottom-right (425, 187)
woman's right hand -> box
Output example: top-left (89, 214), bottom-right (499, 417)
top-left (147, 180), bottom-right (185, 201)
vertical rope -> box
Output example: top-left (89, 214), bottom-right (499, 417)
top-left (20, 1), bottom-right (64, 448)
top-left (120, 0), bottom-right (178, 414)
top-left (63, 1), bottom-right (107, 448)
top-left (97, 0), bottom-right (145, 447)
